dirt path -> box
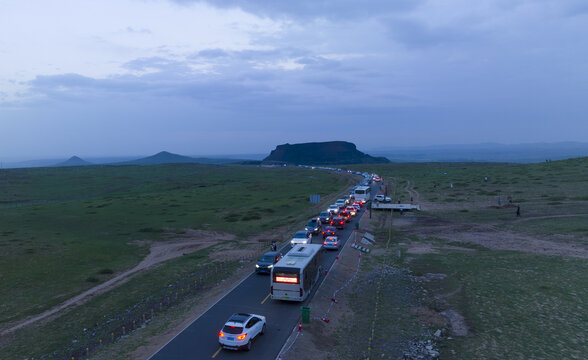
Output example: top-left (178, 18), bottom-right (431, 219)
top-left (392, 182), bottom-right (588, 258)
top-left (511, 213), bottom-right (588, 223)
top-left (396, 216), bottom-right (588, 259)
top-left (1, 230), bottom-right (235, 335)
top-left (405, 180), bottom-right (420, 203)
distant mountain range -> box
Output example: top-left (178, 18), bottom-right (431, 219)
top-left (263, 141), bottom-right (390, 165)
top-left (1, 152), bottom-right (256, 169)
top-left (3, 142), bottom-right (587, 169)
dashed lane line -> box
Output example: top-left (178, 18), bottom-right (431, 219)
top-left (261, 293), bottom-right (271, 305)
top-left (211, 346), bottom-right (222, 358)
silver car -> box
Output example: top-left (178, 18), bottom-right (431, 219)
top-left (323, 236), bottom-right (340, 250)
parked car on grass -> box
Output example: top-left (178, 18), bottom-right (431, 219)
top-left (374, 195), bottom-right (391, 202)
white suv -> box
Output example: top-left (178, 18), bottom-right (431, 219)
top-left (219, 313), bottom-right (266, 351)
top-left (374, 195), bottom-right (391, 202)
top-left (327, 204), bottom-right (340, 214)
top-left (291, 230), bottom-right (312, 245)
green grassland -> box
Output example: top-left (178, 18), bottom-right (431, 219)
top-left (360, 156), bottom-right (588, 228)
top-left (349, 157), bottom-right (588, 359)
top-left (407, 248), bottom-right (587, 359)
top-left (0, 163), bottom-right (355, 359)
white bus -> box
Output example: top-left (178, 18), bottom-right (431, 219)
top-left (353, 185), bottom-right (371, 204)
top-left (270, 244), bottom-right (323, 301)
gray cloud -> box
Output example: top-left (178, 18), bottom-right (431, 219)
top-left (386, 18), bottom-right (481, 49)
top-left (194, 48), bottom-right (230, 58)
top-left (173, 0), bottom-right (423, 19)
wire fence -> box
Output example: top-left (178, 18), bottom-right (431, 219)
top-left (279, 244), bottom-right (364, 359)
top-left (313, 252), bottom-right (362, 323)
top-left (39, 259), bottom-right (240, 360)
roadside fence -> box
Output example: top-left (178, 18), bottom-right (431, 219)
top-left (43, 260), bottom-right (237, 360)
top-left (313, 252), bottom-right (362, 323)
top-left (278, 248), bottom-right (363, 359)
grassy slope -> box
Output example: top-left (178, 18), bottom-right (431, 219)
top-left (349, 157), bottom-right (588, 359)
top-left (0, 164), bottom-right (355, 359)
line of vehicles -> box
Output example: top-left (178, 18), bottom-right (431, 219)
top-left (219, 174), bottom-right (380, 352)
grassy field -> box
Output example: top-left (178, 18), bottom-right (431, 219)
top-left (407, 247), bottom-right (587, 359)
top-left (349, 157), bottom-right (588, 359)
top-left (359, 157), bottom-right (588, 226)
top-left (0, 163), bottom-right (356, 359)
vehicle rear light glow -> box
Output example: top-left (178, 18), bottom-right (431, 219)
top-left (275, 276), bottom-right (299, 284)
top-left (323, 241), bottom-right (326, 245)
top-left (219, 331), bottom-right (225, 337)
top-left (237, 334), bottom-right (247, 340)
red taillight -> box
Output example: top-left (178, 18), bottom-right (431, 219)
top-left (219, 331), bottom-right (225, 338)
top-left (334, 243), bottom-right (338, 245)
top-left (237, 334), bottom-right (247, 340)
top-left (323, 241), bottom-right (326, 245)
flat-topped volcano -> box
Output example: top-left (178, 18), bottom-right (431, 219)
top-left (263, 141), bottom-right (390, 165)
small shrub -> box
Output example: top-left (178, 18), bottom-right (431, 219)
top-left (547, 196), bottom-right (567, 201)
top-left (138, 227), bottom-right (163, 233)
top-left (242, 214), bottom-right (262, 221)
top-left (224, 213), bottom-right (240, 222)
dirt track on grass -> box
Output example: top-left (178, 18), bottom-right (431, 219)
top-left (395, 216), bottom-right (588, 258)
top-left (1, 230), bottom-right (236, 335)
top-left (391, 181), bottom-right (588, 258)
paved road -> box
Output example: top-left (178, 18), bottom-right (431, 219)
top-left (149, 183), bottom-right (379, 360)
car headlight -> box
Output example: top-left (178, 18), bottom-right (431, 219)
top-left (256, 264), bottom-right (260, 268)
top-left (267, 264), bottom-right (273, 268)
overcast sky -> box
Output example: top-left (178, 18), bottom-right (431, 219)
top-left (1, 0), bottom-right (587, 160)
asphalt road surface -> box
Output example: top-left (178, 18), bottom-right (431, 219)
top-left (149, 182), bottom-right (379, 360)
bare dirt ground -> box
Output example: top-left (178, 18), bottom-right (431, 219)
top-left (396, 216), bottom-right (588, 259)
top-left (1, 229), bottom-right (236, 335)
